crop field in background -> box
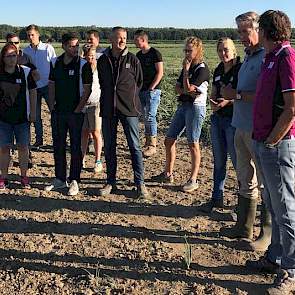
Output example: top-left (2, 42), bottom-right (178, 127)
top-left (25, 41), bottom-right (245, 143)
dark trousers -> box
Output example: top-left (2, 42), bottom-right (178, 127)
top-left (102, 114), bottom-right (144, 185)
top-left (51, 111), bottom-right (84, 182)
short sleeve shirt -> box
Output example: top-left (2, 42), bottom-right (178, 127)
top-left (212, 57), bottom-right (242, 117)
top-left (49, 55), bottom-right (92, 112)
top-left (177, 62), bottom-right (210, 106)
top-left (136, 47), bottom-right (163, 90)
top-left (231, 47), bottom-right (265, 132)
top-left (0, 66), bottom-right (36, 124)
top-left (253, 42), bottom-right (295, 140)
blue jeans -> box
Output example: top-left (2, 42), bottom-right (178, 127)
top-left (0, 121), bottom-right (30, 147)
top-left (253, 139), bottom-right (295, 276)
top-left (139, 89), bottom-right (161, 136)
top-left (51, 111), bottom-right (84, 182)
top-left (210, 113), bottom-right (237, 199)
top-left (166, 102), bottom-right (206, 144)
top-left (34, 86), bottom-right (49, 143)
top-left (102, 114), bottom-right (144, 185)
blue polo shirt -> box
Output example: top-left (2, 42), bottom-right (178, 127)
top-left (231, 47), bottom-right (265, 132)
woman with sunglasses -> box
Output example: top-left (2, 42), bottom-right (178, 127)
top-left (0, 44), bottom-right (37, 190)
top-left (155, 37), bottom-right (209, 192)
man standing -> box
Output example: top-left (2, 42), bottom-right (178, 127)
top-left (45, 32), bottom-right (92, 196)
top-left (97, 26), bottom-right (149, 198)
top-left (134, 30), bottom-right (163, 157)
top-left (24, 24), bottom-right (56, 149)
top-left (246, 10), bottom-right (295, 294)
top-left (86, 29), bottom-right (105, 58)
top-left (220, 12), bottom-right (271, 252)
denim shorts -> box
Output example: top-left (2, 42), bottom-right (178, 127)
top-left (166, 102), bottom-right (206, 143)
top-left (0, 120), bottom-right (30, 147)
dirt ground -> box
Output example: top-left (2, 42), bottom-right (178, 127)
top-left (0, 106), bottom-right (275, 295)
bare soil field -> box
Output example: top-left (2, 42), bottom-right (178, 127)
top-left (0, 106), bottom-right (273, 295)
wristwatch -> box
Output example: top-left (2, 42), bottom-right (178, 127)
top-left (264, 142), bottom-right (276, 148)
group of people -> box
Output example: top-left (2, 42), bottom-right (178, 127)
top-left (0, 9), bottom-right (295, 294)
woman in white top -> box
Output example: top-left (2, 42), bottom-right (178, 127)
top-left (81, 46), bottom-right (103, 173)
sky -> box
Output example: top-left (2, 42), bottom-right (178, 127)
top-left (4, 0), bottom-right (295, 28)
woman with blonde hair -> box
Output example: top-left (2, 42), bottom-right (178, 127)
top-left (81, 45), bottom-right (103, 173)
top-left (201, 37), bottom-right (241, 212)
top-left (155, 37), bottom-right (210, 192)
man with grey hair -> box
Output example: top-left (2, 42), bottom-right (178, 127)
top-left (220, 12), bottom-right (271, 252)
top-left (97, 26), bottom-right (150, 199)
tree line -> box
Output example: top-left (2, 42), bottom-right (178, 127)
top-left (1, 24), bottom-right (294, 42)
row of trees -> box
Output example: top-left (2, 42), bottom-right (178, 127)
top-left (1, 25), bottom-right (295, 42)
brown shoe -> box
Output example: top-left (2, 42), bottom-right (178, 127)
top-left (143, 136), bottom-right (157, 158)
top-left (136, 184), bottom-right (150, 199)
top-left (267, 269), bottom-right (295, 295)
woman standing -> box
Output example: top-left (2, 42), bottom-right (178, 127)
top-left (0, 44), bottom-right (37, 189)
top-left (81, 45), bottom-right (103, 173)
top-left (155, 37), bottom-right (209, 192)
top-left (201, 37), bottom-right (241, 212)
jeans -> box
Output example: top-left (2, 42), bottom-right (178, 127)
top-left (0, 121), bottom-right (30, 147)
top-left (210, 113), bottom-right (237, 199)
top-left (139, 89), bottom-right (161, 136)
top-left (51, 111), bottom-right (84, 182)
top-left (102, 114), bottom-right (144, 185)
top-left (166, 102), bottom-right (206, 144)
top-left (34, 86), bottom-right (49, 143)
top-left (253, 139), bottom-right (295, 275)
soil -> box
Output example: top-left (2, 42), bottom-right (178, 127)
top-left (0, 106), bottom-right (274, 295)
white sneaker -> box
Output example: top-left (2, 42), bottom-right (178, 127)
top-left (44, 178), bottom-right (68, 192)
top-left (93, 161), bottom-right (103, 173)
top-left (68, 180), bottom-right (79, 196)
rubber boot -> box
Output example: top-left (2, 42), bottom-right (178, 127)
top-left (246, 203), bottom-right (271, 251)
top-left (220, 196), bottom-right (257, 239)
top-left (143, 136), bottom-right (157, 158)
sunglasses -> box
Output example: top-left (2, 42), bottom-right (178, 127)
top-left (8, 41), bottom-right (20, 45)
top-left (183, 49), bottom-right (193, 53)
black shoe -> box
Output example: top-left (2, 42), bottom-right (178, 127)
top-left (245, 254), bottom-right (280, 274)
top-left (199, 199), bottom-right (223, 213)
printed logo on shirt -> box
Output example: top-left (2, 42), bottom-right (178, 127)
top-left (268, 62), bottom-right (274, 69)
top-left (215, 76), bottom-right (221, 82)
top-left (69, 70), bottom-right (75, 76)
top-left (126, 63), bottom-right (130, 69)
top-left (16, 79), bottom-right (22, 84)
